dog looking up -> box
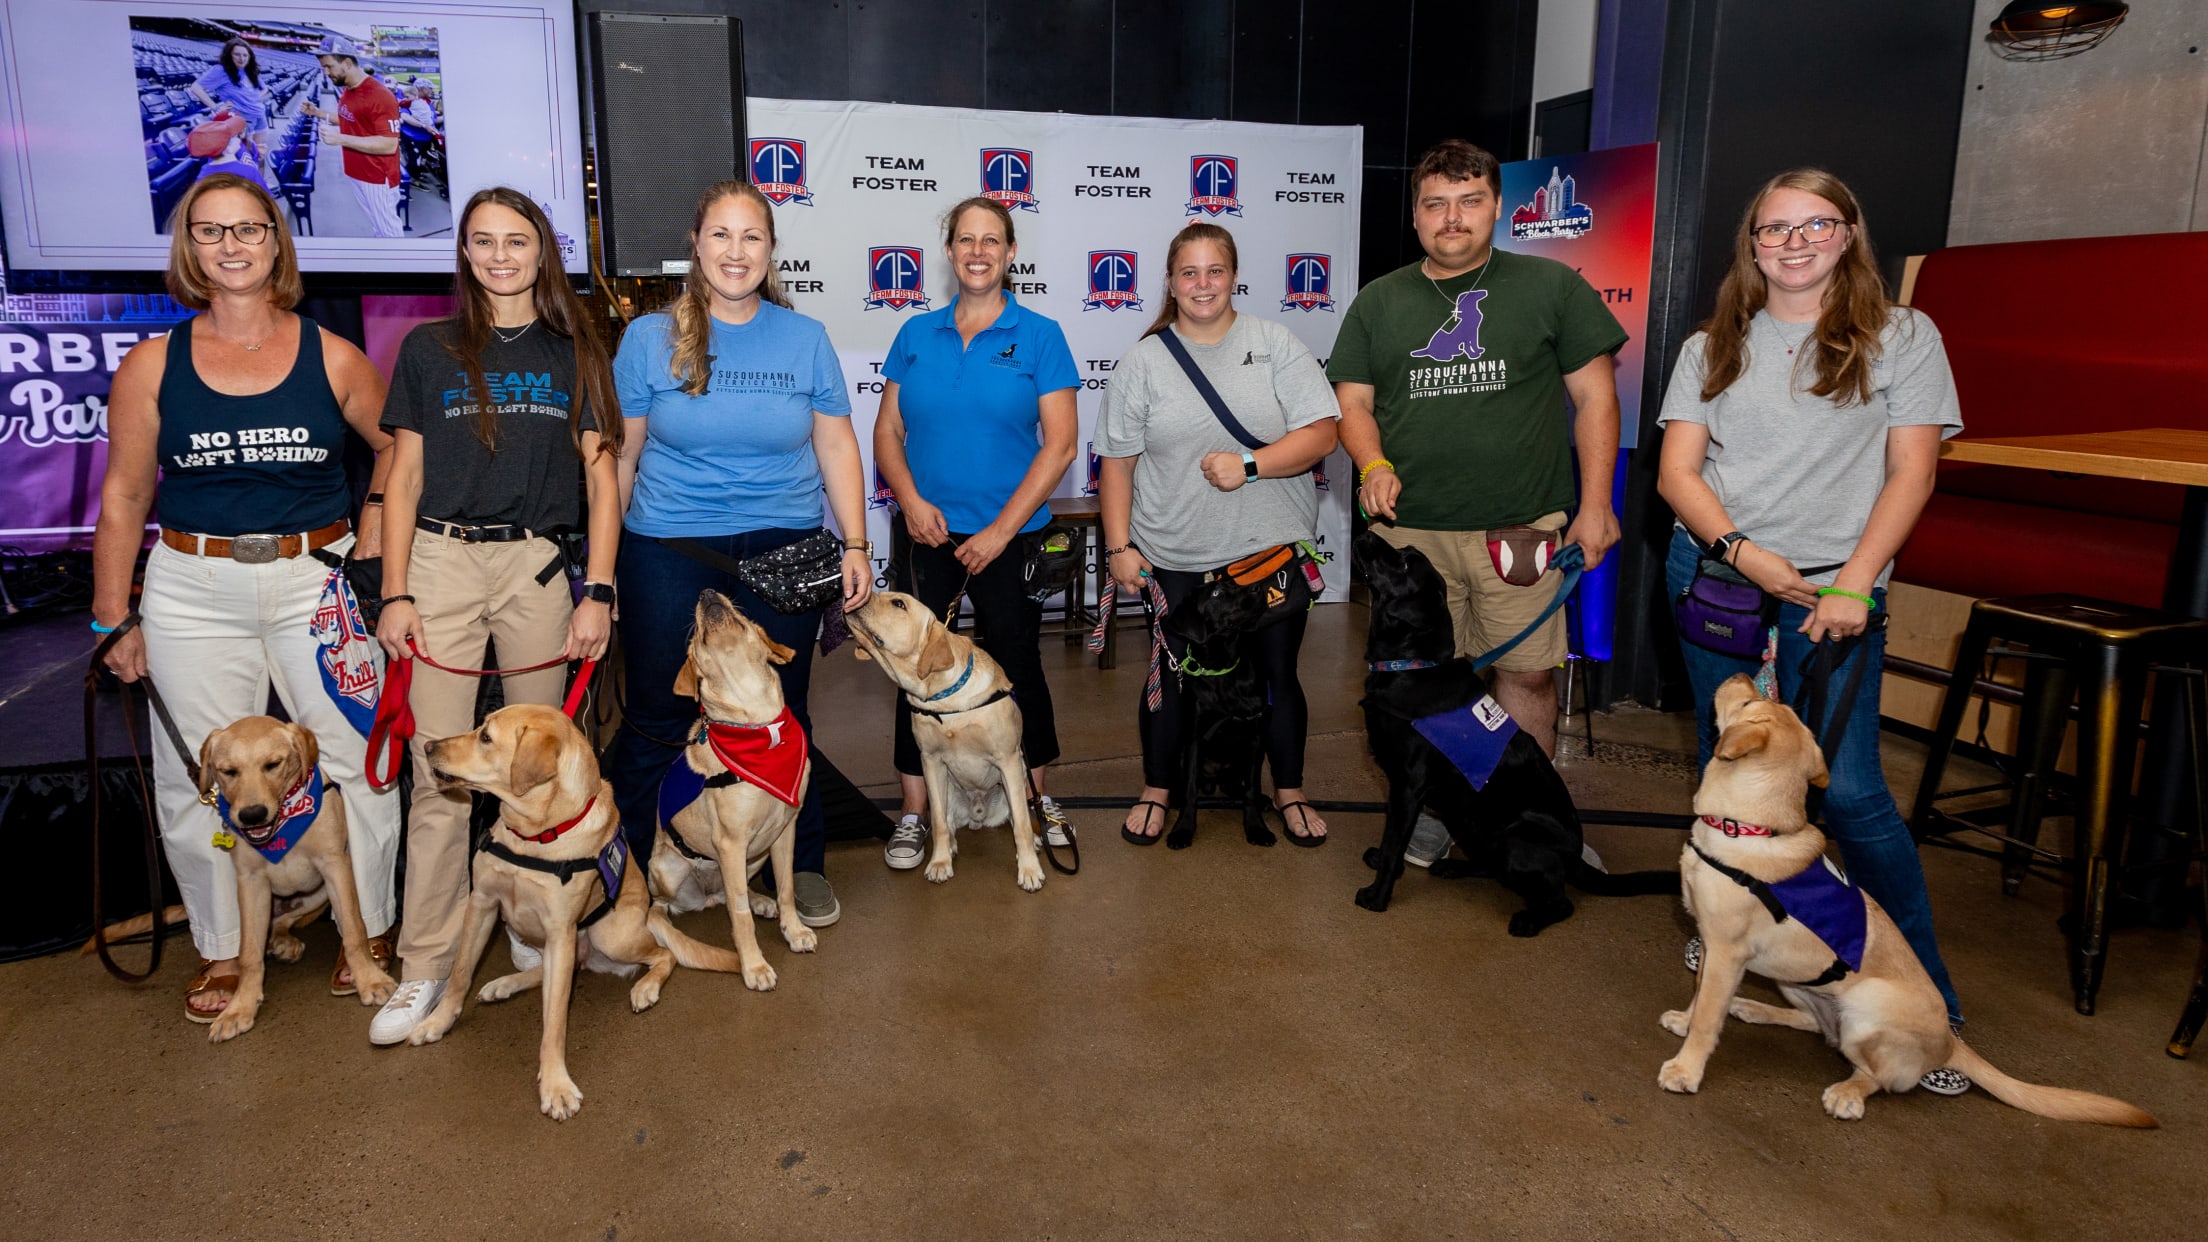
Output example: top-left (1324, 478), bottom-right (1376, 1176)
top-left (1660, 675), bottom-right (2155, 1126)
top-left (1353, 531), bottom-right (1672, 935)
top-left (1158, 582), bottom-right (1277, 850)
top-left (196, 717), bottom-right (395, 1041)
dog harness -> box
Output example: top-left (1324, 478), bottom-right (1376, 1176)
top-left (1409, 695), bottom-right (1522, 792)
top-left (481, 830), bottom-right (630, 930)
top-left (1689, 844), bottom-right (1865, 985)
top-left (210, 766), bottom-right (328, 863)
top-left (904, 653), bottom-right (1014, 718)
top-left (656, 757), bottom-right (739, 860)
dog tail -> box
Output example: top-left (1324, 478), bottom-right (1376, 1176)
top-left (78, 904), bottom-right (190, 954)
top-left (1569, 861), bottom-right (1677, 897)
top-left (1944, 1039), bottom-right (2157, 1128)
top-left (645, 909), bottom-right (748, 975)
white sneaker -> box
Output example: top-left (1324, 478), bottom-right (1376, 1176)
top-left (507, 929), bottom-right (542, 972)
top-left (1037, 796), bottom-right (1075, 847)
top-left (369, 978), bottom-right (447, 1046)
top-left (1404, 812), bottom-right (1452, 868)
top-left (885, 814), bottom-right (926, 870)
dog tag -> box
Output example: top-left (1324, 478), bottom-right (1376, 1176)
top-left (211, 828), bottom-right (237, 850)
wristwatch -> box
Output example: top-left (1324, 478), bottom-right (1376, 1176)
top-left (1710, 531), bottom-right (1749, 563)
top-left (580, 581), bottom-right (615, 604)
top-left (1241, 451), bottom-right (1259, 481)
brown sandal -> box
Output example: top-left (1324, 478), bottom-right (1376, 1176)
top-left (329, 934), bottom-right (395, 996)
top-left (184, 960), bottom-right (239, 1025)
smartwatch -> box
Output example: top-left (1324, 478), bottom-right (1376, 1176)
top-left (1711, 531), bottom-right (1748, 564)
top-left (580, 581), bottom-right (616, 605)
top-left (1240, 451), bottom-right (1259, 481)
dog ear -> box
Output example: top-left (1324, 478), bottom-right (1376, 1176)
top-left (762, 635), bottom-right (796, 666)
top-left (672, 656), bottom-right (699, 698)
top-left (509, 723), bottom-right (563, 794)
top-left (915, 623), bottom-right (958, 682)
top-left (1713, 721), bottom-right (1771, 762)
top-left (197, 728), bottom-right (221, 794)
top-left (288, 722), bottom-right (320, 780)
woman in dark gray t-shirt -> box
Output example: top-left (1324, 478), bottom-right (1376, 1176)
top-left (365, 188), bottom-right (624, 1046)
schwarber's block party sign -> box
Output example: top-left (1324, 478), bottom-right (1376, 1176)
top-left (0, 279), bottom-right (187, 551)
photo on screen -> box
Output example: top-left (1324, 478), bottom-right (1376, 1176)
top-left (129, 16), bottom-right (448, 241)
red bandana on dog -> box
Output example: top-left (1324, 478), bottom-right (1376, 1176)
top-left (699, 707), bottom-right (808, 807)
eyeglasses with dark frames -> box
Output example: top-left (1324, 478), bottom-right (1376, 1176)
top-left (186, 220), bottom-right (277, 246)
top-left (1752, 217), bottom-right (1845, 248)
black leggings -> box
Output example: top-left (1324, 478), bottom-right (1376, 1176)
top-left (1139, 565), bottom-right (1310, 790)
top-left (889, 514), bottom-right (1061, 775)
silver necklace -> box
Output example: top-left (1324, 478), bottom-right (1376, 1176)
top-left (1762, 313), bottom-right (1814, 356)
top-left (491, 319), bottom-right (537, 344)
top-left (1424, 249), bottom-right (1498, 311)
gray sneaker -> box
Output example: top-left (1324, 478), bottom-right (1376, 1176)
top-left (885, 814), bottom-right (926, 870)
top-left (1036, 796), bottom-right (1075, 847)
top-left (793, 871), bottom-right (841, 928)
top-left (1404, 812), bottom-right (1452, 868)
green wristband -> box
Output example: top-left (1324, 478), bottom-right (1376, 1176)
top-left (1817, 586), bottom-right (1877, 611)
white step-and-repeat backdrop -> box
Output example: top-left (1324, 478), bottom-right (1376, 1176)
top-left (743, 97), bottom-right (1364, 600)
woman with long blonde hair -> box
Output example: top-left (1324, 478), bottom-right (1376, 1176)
top-left (604, 179), bottom-right (871, 928)
top-left (1656, 168), bottom-right (1970, 1089)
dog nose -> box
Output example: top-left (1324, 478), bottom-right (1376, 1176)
top-left (234, 804), bottom-right (271, 827)
top-left (695, 589), bottom-right (734, 620)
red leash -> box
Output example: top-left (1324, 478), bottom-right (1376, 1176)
top-left (366, 640), bottom-right (599, 791)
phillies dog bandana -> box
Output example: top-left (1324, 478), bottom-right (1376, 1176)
top-left (310, 567), bottom-right (380, 737)
top-left (1411, 695), bottom-right (1521, 791)
top-left (1767, 855), bottom-right (1869, 973)
top-left (214, 766), bottom-right (326, 863)
top-left (697, 707), bottom-right (809, 807)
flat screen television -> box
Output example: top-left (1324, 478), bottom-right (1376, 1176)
top-left (0, 0), bottom-right (588, 278)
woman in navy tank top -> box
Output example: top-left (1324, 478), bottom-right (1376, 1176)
top-left (91, 174), bottom-right (404, 1025)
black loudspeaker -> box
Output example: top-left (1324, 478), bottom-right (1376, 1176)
top-left (585, 11), bottom-right (746, 277)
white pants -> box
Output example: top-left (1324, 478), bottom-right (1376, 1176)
top-left (138, 536), bottom-right (401, 958)
top-left (349, 177), bottom-right (404, 238)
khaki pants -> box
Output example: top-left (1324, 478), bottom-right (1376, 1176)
top-left (396, 532), bottom-right (573, 981)
top-left (1372, 515), bottom-right (1571, 672)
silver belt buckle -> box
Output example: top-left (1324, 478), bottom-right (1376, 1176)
top-left (230, 533), bottom-right (281, 563)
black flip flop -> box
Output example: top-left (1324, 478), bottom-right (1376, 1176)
top-left (1277, 800), bottom-right (1327, 848)
top-left (1120, 799), bottom-right (1167, 846)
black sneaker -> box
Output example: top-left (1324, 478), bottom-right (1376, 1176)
top-left (1683, 936), bottom-right (1702, 973)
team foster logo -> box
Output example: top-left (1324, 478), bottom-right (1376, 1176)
top-left (869, 466), bottom-right (898, 510)
top-left (981, 148), bottom-right (1039, 212)
top-left (1082, 251), bottom-right (1143, 312)
top-left (1281, 253), bottom-right (1334, 312)
top-left (750, 137), bottom-right (814, 206)
top-left (863, 246), bottom-right (931, 312)
top-left (1186, 154), bottom-right (1242, 216)
top-left (1083, 441), bottom-right (1101, 496)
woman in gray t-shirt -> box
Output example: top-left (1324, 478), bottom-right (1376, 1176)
top-left (1655, 169), bottom-right (1969, 1075)
top-left (1096, 222), bottom-right (1340, 846)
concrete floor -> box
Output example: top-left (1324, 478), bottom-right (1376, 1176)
top-left (5, 603), bottom-right (2201, 1240)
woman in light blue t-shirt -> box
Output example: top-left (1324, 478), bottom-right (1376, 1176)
top-left (186, 37), bottom-right (272, 179)
top-left (606, 179), bottom-right (872, 931)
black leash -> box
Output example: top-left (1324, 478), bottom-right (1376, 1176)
top-left (84, 614), bottom-right (191, 983)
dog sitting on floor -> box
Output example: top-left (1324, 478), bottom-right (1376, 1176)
top-left (1353, 531), bottom-right (1673, 935)
top-left (1160, 581), bottom-right (1276, 850)
top-left (196, 716), bottom-right (394, 1041)
top-left (1660, 675), bottom-right (2156, 1126)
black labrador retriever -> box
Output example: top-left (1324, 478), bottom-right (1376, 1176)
top-left (1354, 531), bottom-right (1672, 935)
top-left (1161, 581), bottom-right (1275, 850)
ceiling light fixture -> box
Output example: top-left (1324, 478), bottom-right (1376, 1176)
top-left (1989, 0), bottom-right (2130, 61)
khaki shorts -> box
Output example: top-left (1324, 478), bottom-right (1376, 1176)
top-left (1372, 516), bottom-right (1570, 672)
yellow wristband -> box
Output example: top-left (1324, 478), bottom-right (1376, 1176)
top-left (1357, 458), bottom-right (1395, 485)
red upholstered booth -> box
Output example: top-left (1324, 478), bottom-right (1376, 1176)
top-left (1896, 232), bottom-right (2208, 607)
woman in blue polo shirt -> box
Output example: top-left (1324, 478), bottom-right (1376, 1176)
top-left (871, 196), bottom-right (1080, 871)
top-left (607, 179), bottom-right (872, 929)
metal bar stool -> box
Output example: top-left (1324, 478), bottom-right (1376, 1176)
top-left (1909, 594), bottom-right (2208, 1015)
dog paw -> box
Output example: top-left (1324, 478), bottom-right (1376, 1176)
top-left (783, 924), bottom-right (817, 953)
top-left (925, 857), bottom-right (955, 884)
top-left (1657, 1057), bottom-right (1703, 1094)
top-left (1362, 847), bottom-right (1388, 870)
top-left (356, 969), bottom-right (396, 1007)
top-left (1429, 859), bottom-right (1480, 880)
top-left (741, 959), bottom-right (779, 992)
top-left (538, 1072), bottom-right (584, 1121)
top-left (748, 892), bottom-right (779, 919)
top-left (1244, 824), bottom-right (1276, 848)
top-left (1166, 826), bottom-right (1194, 850)
top-left (1354, 884), bottom-right (1392, 912)
top-left (1017, 858), bottom-right (1046, 892)
top-left (1659, 1009), bottom-right (1691, 1037)
top-left (267, 934), bottom-right (305, 963)
top-left (208, 1005), bottom-right (255, 1043)
top-left (1821, 1082), bottom-right (1868, 1121)
top-left (629, 977), bottom-right (663, 1012)
top-left (408, 1009), bottom-right (456, 1045)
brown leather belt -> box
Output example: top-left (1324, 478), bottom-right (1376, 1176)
top-left (160, 518), bottom-right (351, 563)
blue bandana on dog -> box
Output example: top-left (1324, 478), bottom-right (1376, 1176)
top-left (1411, 695), bottom-right (1521, 791)
top-left (214, 766), bottom-right (326, 863)
top-left (1767, 856), bottom-right (1868, 973)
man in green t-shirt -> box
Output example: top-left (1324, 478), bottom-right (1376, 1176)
top-left (1330, 138), bottom-right (1626, 757)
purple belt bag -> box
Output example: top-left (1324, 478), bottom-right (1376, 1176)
top-left (1674, 557), bottom-right (1774, 659)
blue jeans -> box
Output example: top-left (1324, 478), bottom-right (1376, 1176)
top-left (606, 527), bottom-right (828, 876)
top-left (1665, 529), bottom-right (1962, 1025)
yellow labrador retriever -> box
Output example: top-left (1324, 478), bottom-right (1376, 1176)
top-left (409, 703), bottom-right (744, 1120)
top-left (198, 717), bottom-right (394, 1041)
top-left (846, 589), bottom-right (1044, 891)
top-left (1660, 674), bottom-right (2155, 1126)
top-left (649, 589), bottom-right (816, 991)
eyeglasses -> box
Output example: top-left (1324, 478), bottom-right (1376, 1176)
top-left (1752, 217), bottom-right (1845, 248)
top-left (186, 221), bottom-right (277, 246)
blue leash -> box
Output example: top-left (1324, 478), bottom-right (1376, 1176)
top-left (1469, 543), bottom-right (1585, 671)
